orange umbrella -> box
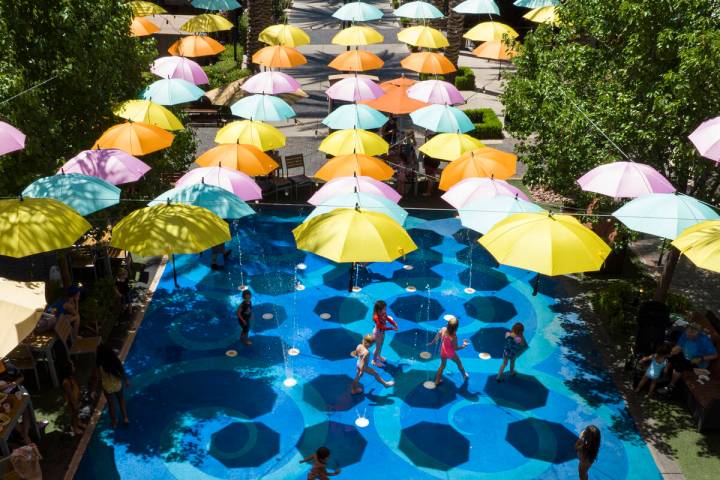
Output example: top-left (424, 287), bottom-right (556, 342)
top-left (380, 76), bottom-right (417, 92)
top-left (252, 46), bottom-right (307, 68)
top-left (401, 52), bottom-right (456, 75)
top-left (93, 122), bottom-right (174, 156)
top-left (328, 50), bottom-right (384, 72)
top-left (195, 143), bottom-right (279, 176)
top-left (439, 147), bottom-right (518, 190)
top-left (168, 35), bottom-right (225, 57)
top-left (360, 85), bottom-right (428, 115)
top-left (315, 154), bottom-right (394, 181)
top-left (130, 16), bottom-right (159, 37)
top-left (473, 40), bottom-right (518, 80)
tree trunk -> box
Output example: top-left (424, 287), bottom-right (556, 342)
top-left (655, 247), bottom-right (679, 302)
top-left (445, 0), bottom-right (465, 85)
top-left (245, 0), bottom-right (273, 72)
top-left (429, 0), bottom-right (447, 29)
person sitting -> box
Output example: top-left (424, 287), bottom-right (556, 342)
top-left (62, 286), bottom-right (82, 338)
top-left (0, 359), bottom-right (32, 445)
top-left (660, 320), bottom-right (718, 394)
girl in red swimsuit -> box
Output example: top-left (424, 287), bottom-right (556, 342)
top-left (371, 300), bottom-right (398, 367)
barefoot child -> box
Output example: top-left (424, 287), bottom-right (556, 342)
top-left (634, 344), bottom-right (671, 395)
top-left (372, 300), bottom-right (398, 367)
top-left (497, 322), bottom-right (525, 381)
top-left (350, 334), bottom-right (395, 394)
top-left (429, 317), bottom-right (469, 385)
top-left (237, 289), bottom-right (253, 346)
top-left (300, 446), bottom-right (341, 479)
top-left (575, 425), bottom-right (601, 480)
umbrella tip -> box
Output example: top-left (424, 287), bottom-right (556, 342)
top-left (355, 202), bottom-right (360, 212)
top-left (18, 194), bottom-right (23, 202)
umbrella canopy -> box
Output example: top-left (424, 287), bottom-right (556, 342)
top-left (114, 99), bottom-right (184, 131)
top-left (410, 104), bottom-right (474, 133)
top-left (326, 76), bottom-right (384, 101)
top-left (149, 183), bottom-right (255, 219)
top-left (142, 78), bottom-right (204, 106)
top-left (0, 197), bottom-right (91, 258)
top-left (441, 177), bottom-right (529, 209)
top-left (206, 78), bottom-right (307, 106)
top-left (380, 76), bottom-right (417, 90)
top-left (524, 6), bottom-right (560, 24)
top-left (613, 193), bottom-right (719, 240)
top-left (252, 45), bottom-right (307, 68)
top-left (407, 80), bottom-right (464, 105)
top-left (394, 1), bottom-right (444, 19)
top-left (22, 173), bottom-right (121, 216)
top-left (176, 166), bottom-right (262, 201)
top-left (332, 25), bottom-right (384, 46)
top-left (259, 24), bottom-right (310, 47)
top-left (128, 1), bottom-right (166, 16)
top-left (401, 52), bottom-right (456, 74)
top-left (672, 220), bottom-right (720, 273)
top-left (61, 149), bottom-right (151, 185)
top-left (460, 196), bottom-right (545, 234)
top-left (230, 94), bottom-right (296, 121)
top-left (453, 0), bottom-right (500, 14)
top-left (293, 209), bottom-right (416, 263)
top-left (181, 13), bottom-right (233, 33)
top-left (310, 175), bottom-right (401, 205)
top-left (130, 16), bottom-right (159, 37)
top-left (241, 71), bottom-right (301, 95)
top-left (689, 116), bottom-right (720, 162)
top-left (306, 192), bottom-right (408, 225)
top-left (514, 0), bottom-right (558, 7)
top-left (398, 26), bottom-right (449, 49)
top-left (0, 278), bottom-right (46, 358)
top-left (151, 56), bottom-right (209, 85)
top-left (329, 50), bottom-right (384, 72)
top-left (93, 122), bottom-right (174, 156)
top-left (419, 133), bottom-right (483, 161)
top-left (315, 154), bottom-right (394, 181)
top-left (577, 161), bottom-right (676, 198)
top-left (361, 85), bottom-right (428, 114)
top-left (168, 35), bottom-right (225, 57)
top-left (0, 121), bottom-right (25, 156)
top-left (215, 120), bottom-right (286, 151)
top-left (479, 212), bottom-right (611, 276)
top-left (332, 2), bottom-right (384, 22)
top-left (319, 129), bottom-right (389, 156)
top-left (323, 104), bottom-right (388, 130)
top-left (473, 40), bottom-right (517, 60)
top-left (439, 147), bottom-right (517, 189)
top-left (191, 0), bottom-right (241, 10)
top-left (195, 143), bottom-right (278, 176)
top-left (110, 203), bottom-right (230, 257)
top-left (464, 22), bottom-right (520, 42)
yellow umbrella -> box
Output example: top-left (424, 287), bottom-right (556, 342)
top-left (332, 25), bottom-right (384, 46)
top-left (419, 133), bottom-right (484, 161)
top-left (215, 120), bottom-right (286, 151)
top-left (397, 26), bottom-right (449, 49)
top-left (130, 16), bottom-right (160, 37)
top-left (315, 154), bottom-right (394, 181)
top-left (671, 220), bottom-right (720, 273)
top-left (0, 278), bottom-right (46, 357)
top-left (523, 6), bottom-right (561, 25)
top-left (319, 129), bottom-right (389, 156)
top-left (127, 1), bottom-right (166, 16)
top-left (195, 143), bottom-right (279, 176)
top-left (181, 13), bottom-right (234, 33)
top-left (464, 22), bottom-right (520, 42)
top-left (439, 147), bottom-right (517, 190)
top-left (0, 197), bottom-right (91, 258)
top-left (93, 121), bottom-right (174, 156)
top-left (114, 100), bottom-right (184, 131)
top-left (259, 24), bottom-right (311, 47)
top-left (293, 208), bottom-right (417, 263)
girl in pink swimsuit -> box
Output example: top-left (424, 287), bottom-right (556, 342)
top-left (428, 317), bottom-right (469, 385)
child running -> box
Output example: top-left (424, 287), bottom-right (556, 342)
top-left (237, 289), bottom-right (253, 346)
top-left (497, 322), bottom-right (526, 381)
top-left (371, 300), bottom-right (398, 367)
top-left (350, 334), bottom-right (394, 394)
top-left (634, 343), bottom-right (671, 395)
top-left (428, 317), bottom-right (469, 385)
top-left (300, 446), bottom-right (341, 479)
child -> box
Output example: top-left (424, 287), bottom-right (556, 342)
top-left (94, 343), bottom-right (130, 428)
top-left (575, 425), bottom-right (601, 480)
top-left (114, 268), bottom-right (131, 311)
top-left (350, 334), bottom-right (395, 394)
top-left (237, 289), bottom-right (253, 346)
top-left (497, 322), bottom-right (525, 381)
top-left (428, 317), bottom-right (469, 385)
top-left (634, 344), bottom-right (671, 395)
top-left (371, 300), bottom-right (398, 367)
top-left (300, 446), bottom-right (341, 479)
top-left (60, 360), bottom-right (86, 436)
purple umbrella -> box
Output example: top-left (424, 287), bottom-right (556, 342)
top-left (689, 116), bottom-right (720, 162)
top-left (151, 56), bottom-right (209, 85)
top-left (0, 121), bottom-right (26, 155)
top-left (326, 76), bottom-right (384, 102)
top-left (242, 71), bottom-right (301, 95)
top-left (309, 175), bottom-right (401, 205)
top-left (441, 177), bottom-right (528, 209)
top-left (407, 80), bottom-right (464, 105)
top-left (176, 166), bottom-right (262, 201)
top-left (60, 148), bottom-right (151, 185)
top-left (577, 161), bottom-right (675, 198)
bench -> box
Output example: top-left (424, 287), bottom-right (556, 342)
top-left (183, 107), bottom-right (224, 126)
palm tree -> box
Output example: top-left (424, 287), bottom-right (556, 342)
top-left (245, 0), bottom-right (273, 72)
top-left (445, 0), bottom-right (465, 84)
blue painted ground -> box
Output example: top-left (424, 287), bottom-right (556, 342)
top-left (77, 208), bottom-right (661, 479)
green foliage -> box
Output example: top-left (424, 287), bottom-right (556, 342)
top-left (591, 279), bottom-right (644, 339)
top-left (202, 44), bottom-right (251, 89)
top-left (464, 108), bottom-right (504, 140)
top-left (273, 0), bottom-right (292, 23)
top-left (79, 276), bottom-right (121, 340)
top-left (454, 66), bottom-right (475, 91)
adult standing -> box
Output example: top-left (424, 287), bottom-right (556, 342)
top-left (93, 343), bottom-right (130, 428)
top-left (575, 425), bottom-right (601, 480)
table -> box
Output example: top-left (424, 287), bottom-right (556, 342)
top-left (22, 332), bottom-right (59, 388)
top-left (0, 388), bottom-right (40, 458)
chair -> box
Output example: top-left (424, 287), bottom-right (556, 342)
top-left (7, 344), bottom-right (40, 390)
top-left (284, 154), bottom-right (315, 198)
top-left (257, 151), bottom-right (293, 201)
top-left (55, 316), bottom-right (101, 360)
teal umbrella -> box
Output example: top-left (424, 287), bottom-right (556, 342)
top-left (149, 183), bottom-right (255, 220)
top-left (459, 195), bottom-right (545, 234)
top-left (453, 0), bottom-right (500, 14)
top-left (142, 78), bottom-right (204, 106)
top-left (513, 0), bottom-right (558, 8)
top-left (394, 1), bottom-right (444, 19)
top-left (191, 0), bottom-right (241, 10)
top-left (305, 192), bottom-right (408, 225)
top-left (410, 104), bottom-right (474, 133)
top-left (230, 94), bottom-right (296, 122)
top-left (322, 104), bottom-right (388, 130)
top-left (612, 193), bottom-right (719, 240)
top-left (332, 2), bottom-right (384, 21)
top-left (22, 173), bottom-right (120, 216)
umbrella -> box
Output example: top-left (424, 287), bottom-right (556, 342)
top-left (410, 104), bottom-right (474, 133)
top-left (419, 133), bottom-right (483, 161)
top-left (128, 1), bottom-right (166, 16)
top-left (241, 71), bottom-right (301, 95)
top-left (473, 40), bottom-right (517, 60)
top-left (464, 22), bottom-right (520, 42)
top-left (306, 192), bottom-right (408, 225)
top-left (151, 56), bottom-right (209, 85)
top-left (259, 24), bottom-right (310, 47)
top-left (93, 122), bottom-right (174, 156)
top-left (332, 2), bottom-right (384, 22)
top-left (149, 183), bottom-right (255, 219)
top-left (195, 143), bottom-right (278, 176)
top-left (441, 177), bottom-right (529, 209)
top-left (380, 76), bottom-right (417, 90)
top-left (0, 197), bottom-right (91, 258)
top-left (407, 80), bottom-right (464, 105)
top-left (176, 166), bottom-right (262, 201)
top-left (514, 0), bottom-right (558, 8)
top-left (672, 220), bottom-right (720, 273)
top-left (315, 154), bottom-right (394, 181)
top-left (524, 6), bottom-right (560, 24)
top-left (323, 104), bottom-right (388, 130)
top-left (479, 212), bottom-right (611, 276)
top-left (114, 99), bottom-right (184, 131)
top-left (326, 76), bottom-right (384, 102)
top-left (22, 173), bottom-right (121, 216)
top-left (394, 1), bottom-right (444, 19)
top-left (230, 94), bottom-right (296, 121)
top-left (329, 50), bottom-right (384, 72)
top-left (577, 161), bottom-right (676, 198)
top-left (0, 278), bottom-right (46, 358)
top-left (360, 85), bottom-right (428, 114)
top-left (142, 78), bottom-right (204, 106)
top-left (181, 13), bottom-right (233, 33)
top-left (397, 26), bottom-right (449, 49)
top-left (252, 45), bottom-right (307, 68)
top-left (459, 196), bottom-right (545, 234)
top-left (191, 0), bottom-right (242, 10)
top-left (168, 35), bottom-right (225, 57)
top-left (130, 17), bottom-right (159, 37)
top-left (309, 175), bottom-right (401, 205)
top-left (401, 52), bottom-right (456, 74)
top-left (689, 117), bottom-right (720, 162)
top-left (293, 209), bottom-right (416, 263)
top-left (207, 78), bottom-right (307, 106)
top-left (215, 120), bottom-right (286, 151)
top-left (319, 129), bottom-right (389, 156)
top-left (332, 25), bottom-right (384, 46)
top-left (613, 193), bottom-right (719, 240)
top-left (439, 147), bottom-right (517, 189)
top-left (60, 149), bottom-right (151, 185)
top-left (453, 0), bottom-right (500, 14)
top-left (0, 121), bottom-right (25, 155)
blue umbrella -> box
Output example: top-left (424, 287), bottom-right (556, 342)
top-left (142, 78), bottom-right (204, 106)
top-left (513, 0), bottom-right (558, 8)
top-left (394, 1), bottom-right (444, 19)
top-left (191, 0), bottom-right (242, 10)
top-left (230, 94), bottom-right (296, 121)
top-left (322, 104), bottom-right (388, 130)
top-left (22, 173), bottom-right (120, 216)
top-left (453, 0), bottom-right (500, 14)
top-left (459, 195), bottom-right (545, 234)
top-left (149, 183), bottom-right (255, 220)
top-left (410, 104), bottom-right (474, 133)
top-left (332, 2), bottom-right (384, 22)
top-left (306, 192), bottom-right (408, 225)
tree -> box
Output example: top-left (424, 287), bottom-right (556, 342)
top-left (444, 0), bottom-right (466, 84)
top-left (245, 0), bottom-right (274, 72)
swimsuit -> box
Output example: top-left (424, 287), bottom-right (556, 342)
top-left (373, 313), bottom-right (397, 338)
top-left (503, 332), bottom-right (522, 360)
top-left (356, 345), bottom-right (369, 370)
top-left (647, 357), bottom-right (667, 380)
top-left (440, 333), bottom-right (456, 359)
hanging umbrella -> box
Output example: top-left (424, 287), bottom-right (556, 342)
top-left (60, 149), bottom-right (151, 185)
top-left (473, 41), bottom-right (518, 80)
top-left (523, 6), bottom-right (560, 24)
top-left (22, 173), bottom-right (121, 216)
top-left (441, 177), bottom-right (529, 209)
top-left (127, 1), bottom-right (166, 16)
top-left (401, 52), bottom-right (456, 74)
top-left (142, 78), bottom-right (204, 106)
top-left (195, 143), bottom-right (278, 176)
top-left (191, 0), bottom-right (242, 10)
top-left (453, 0), bottom-right (500, 15)
top-left (215, 120), bottom-right (286, 151)
top-left (310, 175), bottom-right (401, 205)
top-left (0, 278), bottom-right (47, 358)
top-left (205, 78), bottom-right (307, 107)
top-left (114, 99), bottom-right (184, 131)
top-left (332, 2), bottom-right (384, 22)
top-left (464, 22), bottom-right (520, 42)
top-left (319, 129), bottom-right (389, 156)
top-left (130, 17), bottom-right (159, 37)
top-left (410, 104), bottom-right (474, 133)
top-left (241, 71), bottom-right (301, 95)
top-left (0, 121), bottom-right (25, 155)
top-left (360, 85), bottom-right (428, 115)
top-left (329, 50), bottom-right (384, 72)
top-left (514, 0), bottom-right (558, 8)
top-left (419, 133), bottom-right (483, 161)
top-left (439, 147), bottom-right (517, 189)
top-left (332, 25), bottom-right (384, 46)
top-left (151, 56), bottom-right (209, 85)
top-left (323, 104), bottom-right (388, 130)
top-left (252, 45), bottom-right (307, 68)
top-left (168, 35), bottom-right (225, 57)
top-left (315, 154), bottom-right (394, 181)
top-left (306, 192), bottom-right (408, 225)
top-left (577, 161), bottom-right (676, 198)
top-left (181, 13), bottom-right (234, 33)
top-left (0, 197), bottom-right (91, 258)
top-left (407, 80), bottom-right (464, 105)
top-left (689, 117), bottom-right (720, 162)
top-left (326, 76), bottom-right (384, 102)
top-left (93, 122), bottom-right (174, 156)
top-left (380, 76), bottom-right (417, 90)
top-left (293, 209), bottom-right (416, 263)
top-left (149, 183), bottom-right (255, 219)
top-left (394, 1), bottom-right (444, 18)
top-left (230, 94), bottom-right (296, 121)
top-left (176, 166), bottom-right (262, 201)
top-left (672, 220), bottom-right (720, 273)
top-left (259, 24), bottom-right (310, 47)
top-left (397, 26), bottom-right (449, 49)
top-left (459, 196), bottom-right (545, 234)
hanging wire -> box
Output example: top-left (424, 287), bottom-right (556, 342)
top-left (0, 74), bottom-right (60, 106)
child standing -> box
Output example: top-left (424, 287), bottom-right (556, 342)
top-left (497, 322), bottom-right (525, 381)
top-left (300, 446), bottom-right (341, 479)
top-left (237, 289), bottom-right (253, 346)
top-left (351, 334), bottom-right (395, 394)
top-left (634, 344), bottom-right (671, 395)
top-left (429, 317), bottom-right (469, 385)
top-left (372, 300), bottom-right (398, 367)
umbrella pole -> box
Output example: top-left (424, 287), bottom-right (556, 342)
top-left (172, 254), bottom-right (179, 287)
top-left (657, 238), bottom-right (667, 266)
top-left (348, 262), bottom-right (355, 293)
top-left (532, 274), bottom-right (541, 296)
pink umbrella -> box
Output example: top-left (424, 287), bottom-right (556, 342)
top-left (441, 177), bottom-right (529, 209)
top-left (0, 121), bottom-right (26, 155)
top-left (242, 71), bottom-right (301, 95)
top-left (60, 148), bottom-right (151, 185)
top-left (150, 56), bottom-right (209, 85)
top-left (577, 161), bottom-right (675, 198)
top-left (689, 117), bottom-right (720, 161)
top-left (407, 80), bottom-right (464, 105)
top-left (326, 76), bottom-right (384, 102)
top-left (176, 166), bottom-right (262, 201)
top-left (309, 175), bottom-right (401, 205)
